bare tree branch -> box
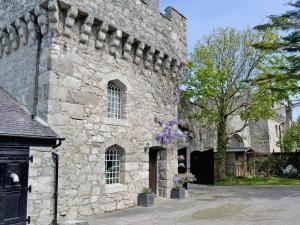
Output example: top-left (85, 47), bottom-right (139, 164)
top-left (226, 120), bottom-right (249, 136)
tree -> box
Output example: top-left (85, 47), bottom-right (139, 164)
top-left (253, 1), bottom-right (300, 96)
top-left (281, 117), bottom-right (300, 152)
top-left (183, 28), bottom-right (282, 180)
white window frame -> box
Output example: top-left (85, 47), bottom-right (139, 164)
top-left (107, 81), bottom-right (122, 119)
top-left (105, 146), bottom-right (121, 184)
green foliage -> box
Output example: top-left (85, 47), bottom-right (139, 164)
top-left (174, 183), bottom-right (183, 189)
top-left (217, 176), bottom-right (300, 186)
top-left (281, 117), bottom-right (300, 152)
top-left (255, 154), bottom-right (299, 177)
top-left (256, 155), bottom-right (286, 176)
top-left (143, 187), bottom-right (152, 194)
top-left (182, 28), bottom-right (284, 179)
top-left (253, 1), bottom-right (300, 96)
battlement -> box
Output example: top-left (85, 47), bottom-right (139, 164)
top-left (141, 0), bottom-right (160, 12)
top-left (0, 0), bottom-right (186, 74)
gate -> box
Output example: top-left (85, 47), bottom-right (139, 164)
top-left (191, 149), bottom-right (214, 185)
top-left (0, 146), bottom-right (30, 225)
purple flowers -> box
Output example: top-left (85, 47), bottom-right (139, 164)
top-left (173, 175), bottom-right (181, 184)
top-left (154, 117), bottom-right (185, 145)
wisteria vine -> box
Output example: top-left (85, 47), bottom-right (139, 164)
top-left (154, 117), bottom-right (185, 145)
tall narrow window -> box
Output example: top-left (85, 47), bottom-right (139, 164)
top-left (107, 81), bottom-right (122, 119)
top-left (105, 146), bottom-right (121, 184)
top-left (275, 125), bottom-right (279, 137)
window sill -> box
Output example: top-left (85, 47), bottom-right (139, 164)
top-left (103, 117), bottom-right (129, 127)
top-left (105, 183), bottom-right (126, 194)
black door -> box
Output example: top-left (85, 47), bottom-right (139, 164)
top-left (0, 146), bottom-right (30, 225)
top-left (149, 150), bottom-right (157, 194)
top-left (191, 149), bottom-right (214, 185)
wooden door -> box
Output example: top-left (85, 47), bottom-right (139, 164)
top-left (191, 149), bottom-right (214, 185)
top-left (149, 151), bottom-right (157, 194)
top-left (0, 146), bottom-right (30, 225)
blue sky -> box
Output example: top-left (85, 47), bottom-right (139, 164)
top-left (160, 0), bottom-right (288, 51)
top-left (160, 0), bottom-right (300, 119)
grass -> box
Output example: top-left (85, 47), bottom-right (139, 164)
top-left (183, 203), bottom-right (248, 221)
top-left (216, 176), bottom-right (300, 186)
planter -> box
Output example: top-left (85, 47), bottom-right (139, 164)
top-left (138, 193), bottom-right (155, 207)
top-left (171, 188), bottom-right (185, 199)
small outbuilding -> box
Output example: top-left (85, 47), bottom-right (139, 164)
top-left (225, 147), bottom-right (255, 177)
top-left (0, 88), bottom-right (63, 225)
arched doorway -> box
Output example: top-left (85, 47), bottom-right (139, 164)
top-left (190, 149), bottom-right (214, 185)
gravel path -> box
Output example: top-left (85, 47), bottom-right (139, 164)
top-left (82, 185), bottom-right (300, 225)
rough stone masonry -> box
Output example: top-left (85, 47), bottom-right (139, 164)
top-left (0, 0), bottom-right (187, 224)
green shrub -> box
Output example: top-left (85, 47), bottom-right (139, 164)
top-left (255, 155), bottom-right (299, 177)
top-left (175, 183), bottom-right (183, 189)
top-left (143, 187), bottom-right (152, 194)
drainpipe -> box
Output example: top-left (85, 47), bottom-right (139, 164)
top-left (32, 24), bottom-right (43, 119)
top-left (52, 140), bottom-right (62, 225)
top-left (52, 152), bottom-right (59, 225)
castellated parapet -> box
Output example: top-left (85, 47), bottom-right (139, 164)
top-left (0, 1), bottom-right (187, 224)
top-left (0, 0), bottom-right (187, 63)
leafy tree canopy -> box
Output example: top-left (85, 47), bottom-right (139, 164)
top-left (182, 28), bottom-right (285, 179)
top-left (281, 116), bottom-right (300, 152)
top-left (254, 1), bottom-right (300, 96)
top-left (183, 28), bottom-right (283, 126)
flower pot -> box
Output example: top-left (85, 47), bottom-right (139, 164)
top-left (138, 193), bottom-right (155, 207)
top-left (171, 188), bottom-right (185, 199)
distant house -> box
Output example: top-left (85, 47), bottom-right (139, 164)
top-left (0, 88), bottom-right (63, 225)
top-left (179, 98), bottom-right (292, 182)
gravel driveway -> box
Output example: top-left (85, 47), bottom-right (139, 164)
top-left (82, 185), bottom-right (300, 225)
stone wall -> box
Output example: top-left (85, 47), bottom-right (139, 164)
top-left (0, 43), bottom-right (37, 112)
top-left (48, 28), bottom-right (179, 221)
top-left (0, 35), bottom-right (51, 120)
top-left (180, 100), bottom-right (290, 154)
top-left (0, 0), bottom-right (187, 61)
top-left (227, 115), bottom-right (252, 148)
top-left (28, 148), bottom-right (55, 225)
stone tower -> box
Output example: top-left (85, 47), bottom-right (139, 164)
top-left (0, 0), bottom-right (187, 224)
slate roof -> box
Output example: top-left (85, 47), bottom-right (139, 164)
top-left (0, 88), bottom-right (61, 139)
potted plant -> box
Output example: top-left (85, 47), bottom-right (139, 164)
top-left (171, 183), bottom-right (185, 199)
top-left (138, 187), bottom-right (155, 207)
top-left (178, 172), bottom-right (197, 189)
top-left (171, 173), bottom-right (196, 199)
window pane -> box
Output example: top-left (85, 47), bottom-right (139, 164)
top-left (107, 81), bottom-right (122, 119)
top-left (105, 146), bottom-right (121, 184)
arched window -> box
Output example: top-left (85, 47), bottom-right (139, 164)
top-left (228, 134), bottom-right (244, 148)
top-left (105, 145), bottom-right (122, 184)
top-left (107, 81), bottom-right (123, 119)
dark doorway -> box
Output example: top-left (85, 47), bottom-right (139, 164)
top-left (0, 146), bottom-right (30, 225)
top-left (191, 149), bottom-right (214, 185)
top-left (149, 150), bottom-right (158, 194)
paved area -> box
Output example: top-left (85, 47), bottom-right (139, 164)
top-left (82, 185), bottom-right (300, 225)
